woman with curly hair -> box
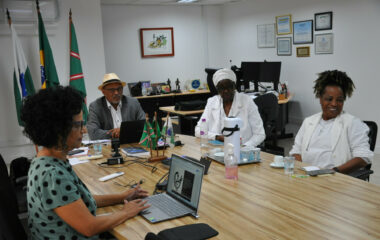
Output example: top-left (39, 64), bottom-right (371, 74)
top-left (21, 86), bottom-right (149, 239)
top-left (289, 70), bottom-right (373, 173)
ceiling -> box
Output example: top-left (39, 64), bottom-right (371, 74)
top-left (100, 0), bottom-right (243, 6)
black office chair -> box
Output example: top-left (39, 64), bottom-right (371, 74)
top-left (253, 93), bottom-right (284, 156)
top-left (9, 157), bottom-right (30, 214)
top-left (0, 154), bottom-right (28, 240)
top-left (205, 68), bottom-right (219, 97)
top-left (348, 121), bottom-right (377, 181)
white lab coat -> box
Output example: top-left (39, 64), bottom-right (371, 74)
top-left (195, 92), bottom-right (265, 147)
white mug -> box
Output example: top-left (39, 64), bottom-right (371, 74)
top-left (274, 155), bottom-right (283, 164)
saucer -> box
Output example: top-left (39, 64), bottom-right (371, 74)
top-left (270, 162), bottom-right (284, 168)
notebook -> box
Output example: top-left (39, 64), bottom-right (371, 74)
top-left (141, 154), bottom-right (205, 223)
top-left (119, 120), bottom-right (145, 144)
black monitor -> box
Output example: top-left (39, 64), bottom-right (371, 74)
top-left (240, 61), bottom-right (281, 92)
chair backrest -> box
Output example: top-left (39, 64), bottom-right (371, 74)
top-left (9, 157), bottom-right (30, 185)
top-left (0, 154), bottom-right (27, 240)
top-left (363, 121), bottom-right (377, 152)
top-left (253, 93), bottom-right (279, 132)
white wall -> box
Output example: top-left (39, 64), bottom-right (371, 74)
top-left (0, 0), bottom-right (106, 163)
top-left (101, 4), bottom-right (210, 93)
top-left (216, 0), bottom-right (380, 151)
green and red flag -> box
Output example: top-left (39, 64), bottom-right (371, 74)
top-left (69, 10), bottom-right (88, 123)
top-left (139, 121), bottom-right (156, 149)
top-left (37, 1), bottom-right (59, 88)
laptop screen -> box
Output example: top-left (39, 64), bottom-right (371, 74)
top-left (119, 120), bottom-right (145, 144)
top-left (167, 154), bottom-right (204, 210)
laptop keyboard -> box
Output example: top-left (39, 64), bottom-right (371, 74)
top-left (147, 194), bottom-right (191, 217)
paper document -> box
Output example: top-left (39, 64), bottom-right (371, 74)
top-left (69, 158), bottom-right (89, 166)
top-left (301, 166), bottom-right (320, 171)
top-left (82, 139), bottom-right (110, 145)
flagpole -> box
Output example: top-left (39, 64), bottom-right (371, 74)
top-left (69, 9), bottom-right (72, 50)
top-left (148, 113), bottom-right (167, 162)
top-left (145, 113), bottom-right (153, 157)
top-left (6, 9), bottom-right (11, 27)
top-left (8, 8), bottom-right (39, 154)
top-left (162, 113), bottom-right (169, 156)
top-left (154, 112), bottom-right (159, 156)
top-left (36, 0), bottom-right (40, 12)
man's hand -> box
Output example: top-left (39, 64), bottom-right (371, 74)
top-left (107, 128), bottom-right (121, 138)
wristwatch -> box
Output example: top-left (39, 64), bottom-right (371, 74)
top-left (333, 167), bottom-right (340, 173)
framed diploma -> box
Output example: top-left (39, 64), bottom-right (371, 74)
top-left (315, 33), bottom-right (333, 54)
top-left (293, 20), bottom-right (313, 44)
top-left (277, 37), bottom-right (292, 56)
top-left (296, 46), bottom-right (310, 57)
top-left (257, 24), bottom-right (275, 48)
top-left (276, 14), bottom-right (292, 35)
top-left (315, 11), bottom-right (333, 31)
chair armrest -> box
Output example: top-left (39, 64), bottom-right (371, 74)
top-left (15, 176), bottom-right (28, 185)
top-left (347, 169), bottom-right (374, 180)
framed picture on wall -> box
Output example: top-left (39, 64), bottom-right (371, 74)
top-left (315, 33), bottom-right (334, 54)
top-left (277, 37), bottom-right (292, 56)
top-left (257, 23), bottom-right (275, 48)
top-left (315, 11), bottom-right (333, 31)
top-left (293, 20), bottom-right (313, 44)
top-left (140, 27), bottom-right (174, 58)
top-left (296, 46), bottom-right (310, 57)
top-left (276, 14), bottom-right (292, 35)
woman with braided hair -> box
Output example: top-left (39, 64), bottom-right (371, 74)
top-left (289, 70), bottom-right (373, 173)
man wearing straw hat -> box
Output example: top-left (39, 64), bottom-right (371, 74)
top-left (87, 73), bottom-right (145, 140)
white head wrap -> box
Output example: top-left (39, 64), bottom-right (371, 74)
top-left (212, 68), bottom-right (237, 88)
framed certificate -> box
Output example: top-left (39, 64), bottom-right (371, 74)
top-left (257, 24), bottom-right (275, 48)
top-left (315, 11), bottom-right (333, 31)
top-left (276, 14), bottom-right (292, 35)
top-left (293, 20), bottom-right (313, 44)
top-left (296, 46), bottom-right (310, 57)
top-left (315, 33), bottom-right (333, 54)
top-left (277, 37), bottom-right (292, 56)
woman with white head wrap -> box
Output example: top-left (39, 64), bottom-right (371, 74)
top-left (195, 68), bottom-right (265, 146)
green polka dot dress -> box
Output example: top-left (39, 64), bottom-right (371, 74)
top-left (27, 156), bottom-right (97, 239)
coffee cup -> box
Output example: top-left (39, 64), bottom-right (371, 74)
top-left (273, 155), bottom-right (283, 164)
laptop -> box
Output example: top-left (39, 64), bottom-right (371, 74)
top-left (119, 120), bottom-right (145, 144)
top-left (207, 151), bottom-right (261, 166)
top-left (141, 154), bottom-right (205, 223)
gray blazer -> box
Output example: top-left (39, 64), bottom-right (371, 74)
top-left (87, 96), bottom-right (145, 140)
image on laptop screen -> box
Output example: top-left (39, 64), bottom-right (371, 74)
top-left (167, 155), bottom-right (203, 210)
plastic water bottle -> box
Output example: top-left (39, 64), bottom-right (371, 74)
top-left (225, 143), bottom-right (238, 180)
top-left (200, 118), bottom-right (208, 156)
top-left (141, 85), bottom-right (147, 96)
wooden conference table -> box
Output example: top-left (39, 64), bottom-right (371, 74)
top-left (73, 135), bottom-right (380, 240)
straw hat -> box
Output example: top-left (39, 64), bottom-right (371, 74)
top-left (98, 73), bottom-right (126, 90)
top-left (213, 68), bottom-right (236, 88)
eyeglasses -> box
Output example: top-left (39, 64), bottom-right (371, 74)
top-left (72, 120), bottom-right (85, 130)
top-left (104, 87), bottom-right (123, 93)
